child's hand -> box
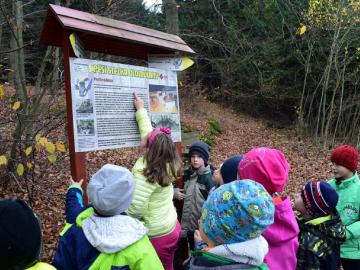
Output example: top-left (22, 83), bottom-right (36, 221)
top-left (134, 92), bottom-right (144, 110)
top-left (174, 188), bottom-right (186, 200)
top-left (69, 177), bottom-right (84, 187)
top-left (194, 230), bottom-right (202, 243)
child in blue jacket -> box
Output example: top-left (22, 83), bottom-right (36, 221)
top-left (52, 164), bottom-right (164, 270)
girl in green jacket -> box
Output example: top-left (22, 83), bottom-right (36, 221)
top-left (328, 145), bottom-right (360, 270)
top-left (127, 93), bottom-right (182, 270)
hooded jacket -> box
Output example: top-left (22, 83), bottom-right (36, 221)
top-left (181, 165), bottom-right (214, 238)
top-left (296, 214), bottom-right (345, 270)
top-left (53, 186), bottom-right (164, 270)
top-left (184, 236), bottom-right (269, 270)
top-left (328, 172), bottom-right (360, 259)
top-left (262, 198), bottom-right (299, 270)
top-left (238, 147), bottom-right (299, 269)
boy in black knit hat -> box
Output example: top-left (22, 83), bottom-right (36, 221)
top-left (294, 180), bottom-right (346, 270)
top-left (178, 141), bottom-right (215, 253)
top-left (0, 198), bottom-right (55, 270)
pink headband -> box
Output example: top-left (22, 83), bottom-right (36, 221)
top-left (146, 127), bottom-right (171, 146)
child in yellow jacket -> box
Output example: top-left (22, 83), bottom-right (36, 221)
top-left (127, 93), bottom-right (182, 270)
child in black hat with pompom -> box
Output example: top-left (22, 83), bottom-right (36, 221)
top-left (294, 180), bottom-right (346, 270)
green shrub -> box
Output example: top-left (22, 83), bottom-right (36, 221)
top-left (199, 119), bottom-right (222, 147)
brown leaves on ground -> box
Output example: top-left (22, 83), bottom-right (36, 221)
top-left (0, 95), bottom-right (333, 263)
top-left (180, 96), bottom-right (333, 198)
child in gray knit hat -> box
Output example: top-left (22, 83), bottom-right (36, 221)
top-left (53, 164), bottom-right (164, 270)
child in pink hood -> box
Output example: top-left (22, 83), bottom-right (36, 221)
top-left (238, 147), bottom-right (299, 270)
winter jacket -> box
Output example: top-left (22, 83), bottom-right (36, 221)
top-left (296, 214), bottom-right (346, 270)
top-left (328, 172), bottom-right (360, 259)
top-left (127, 107), bottom-right (178, 237)
top-left (184, 236), bottom-right (269, 270)
top-left (181, 165), bottom-right (215, 237)
top-left (52, 186), bottom-right (164, 270)
top-left (262, 197), bottom-right (299, 270)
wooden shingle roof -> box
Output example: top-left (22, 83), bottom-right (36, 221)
top-left (40, 4), bottom-right (194, 59)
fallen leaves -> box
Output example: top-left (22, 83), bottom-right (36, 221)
top-left (180, 95), bottom-right (331, 199)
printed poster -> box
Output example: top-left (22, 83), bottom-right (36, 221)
top-left (70, 57), bottom-right (181, 152)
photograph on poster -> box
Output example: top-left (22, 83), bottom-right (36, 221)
top-left (74, 77), bottom-right (93, 97)
top-left (76, 99), bottom-right (93, 114)
top-left (76, 119), bottom-right (95, 135)
top-left (149, 84), bottom-right (178, 113)
top-left (151, 114), bottom-right (180, 132)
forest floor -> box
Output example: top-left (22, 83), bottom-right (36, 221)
top-left (1, 94), bottom-right (334, 262)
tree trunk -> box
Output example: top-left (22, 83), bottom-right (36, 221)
top-left (324, 48), bottom-right (340, 143)
top-left (315, 27), bottom-right (339, 142)
top-left (0, 11), bottom-right (2, 59)
top-left (48, 0), bottom-right (61, 95)
top-left (298, 42), bottom-right (313, 136)
top-left (8, 1), bottom-right (27, 171)
top-left (164, 0), bottom-right (179, 35)
top-left (10, 1), bottom-right (27, 102)
top-left (332, 57), bottom-right (346, 145)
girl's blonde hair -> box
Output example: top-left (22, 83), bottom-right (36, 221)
top-left (143, 133), bottom-right (182, 187)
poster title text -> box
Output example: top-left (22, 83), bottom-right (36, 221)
top-left (89, 64), bottom-right (160, 79)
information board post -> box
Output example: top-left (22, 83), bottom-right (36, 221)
top-left (41, 4), bottom-right (194, 208)
top-left (175, 142), bottom-right (183, 186)
top-left (63, 30), bottom-right (87, 184)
